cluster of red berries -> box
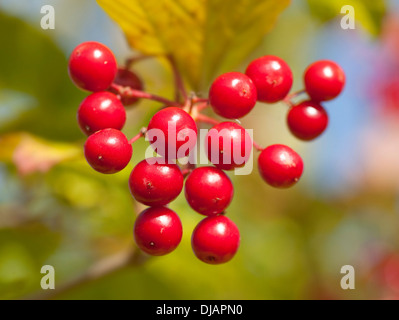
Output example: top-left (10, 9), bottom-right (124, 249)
top-left (208, 56), bottom-right (345, 187)
top-left (68, 41), bottom-right (345, 265)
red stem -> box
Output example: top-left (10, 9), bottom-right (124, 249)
top-left (181, 168), bottom-right (193, 178)
top-left (111, 84), bottom-right (176, 106)
top-left (193, 98), bottom-right (209, 104)
top-left (195, 101), bottom-right (209, 112)
top-left (283, 89), bottom-right (306, 107)
top-left (195, 114), bottom-right (220, 126)
top-left (128, 128), bottom-right (147, 145)
top-left (252, 141), bottom-right (264, 152)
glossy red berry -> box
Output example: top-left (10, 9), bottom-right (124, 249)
top-left (128, 158), bottom-right (184, 206)
top-left (185, 167), bottom-right (234, 216)
top-left (68, 41), bottom-right (117, 92)
top-left (77, 91), bottom-right (126, 136)
top-left (147, 107), bottom-right (197, 160)
top-left (191, 215), bottom-right (240, 264)
top-left (245, 55), bottom-right (293, 103)
top-left (304, 60), bottom-right (345, 101)
top-left (108, 68), bottom-right (144, 106)
top-left (258, 144), bottom-right (303, 188)
top-left (206, 122), bottom-right (252, 171)
top-left (287, 100), bottom-right (329, 141)
top-left (134, 206), bottom-right (183, 256)
top-left (84, 128), bottom-right (132, 174)
top-left (209, 72), bottom-right (257, 119)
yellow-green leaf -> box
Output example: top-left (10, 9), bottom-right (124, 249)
top-left (97, 0), bottom-right (290, 89)
top-left (0, 133), bottom-right (81, 175)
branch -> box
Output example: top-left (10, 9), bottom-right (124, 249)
top-left (25, 248), bottom-right (148, 300)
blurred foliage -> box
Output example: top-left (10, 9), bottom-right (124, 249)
top-left (97, 0), bottom-right (290, 90)
top-left (306, 0), bottom-right (387, 35)
top-left (0, 11), bottom-right (84, 141)
top-left (0, 133), bottom-right (81, 175)
top-left (0, 0), bottom-right (397, 300)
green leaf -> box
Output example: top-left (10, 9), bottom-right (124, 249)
top-left (96, 0), bottom-right (291, 89)
top-left (306, 0), bottom-right (387, 36)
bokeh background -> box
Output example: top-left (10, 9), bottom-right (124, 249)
top-left (0, 0), bottom-right (399, 300)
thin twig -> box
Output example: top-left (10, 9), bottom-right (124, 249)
top-left (110, 84), bottom-right (176, 106)
top-left (167, 55), bottom-right (188, 103)
top-left (125, 55), bottom-right (155, 69)
top-left (25, 248), bottom-right (149, 300)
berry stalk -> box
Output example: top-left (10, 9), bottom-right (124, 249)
top-left (194, 101), bottom-right (209, 112)
top-left (282, 89), bottom-right (306, 107)
top-left (252, 141), bottom-right (264, 152)
top-left (181, 168), bottom-right (193, 178)
top-left (110, 83), bottom-right (176, 106)
top-left (193, 98), bottom-right (209, 104)
top-left (195, 114), bottom-right (221, 126)
top-left (128, 128), bottom-right (147, 145)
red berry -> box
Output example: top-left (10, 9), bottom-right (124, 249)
top-left (84, 128), bottom-right (132, 174)
top-left (185, 167), bottom-right (234, 216)
top-left (134, 206), bottom-right (183, 256)
top-left (245, 55), bottom-right (293, 103)
top-left (287, 100), bottom-right (329, 141)
top-left (191, 215), bottom-right (240, 264)
top-left (108, 68), bottom-right (144, 106)
top-left (68, 41), bottom-right (117, 92)
top-left (258, 144), bottom-right (303, 188)
top-left (304, 60), bottom-right (345, 101)
top-left (128, 158), bottom-right (184, 206)
top-left (205, 122), bottom-right (252, 171)
top-left (77, 91), bottom-right (126, 136)
top-left (147, 107), bottom-right (197, 161)
top-left (378, 254), bottom-right (399, 291)
top-left (209, 72), bottom-right (257, 119)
